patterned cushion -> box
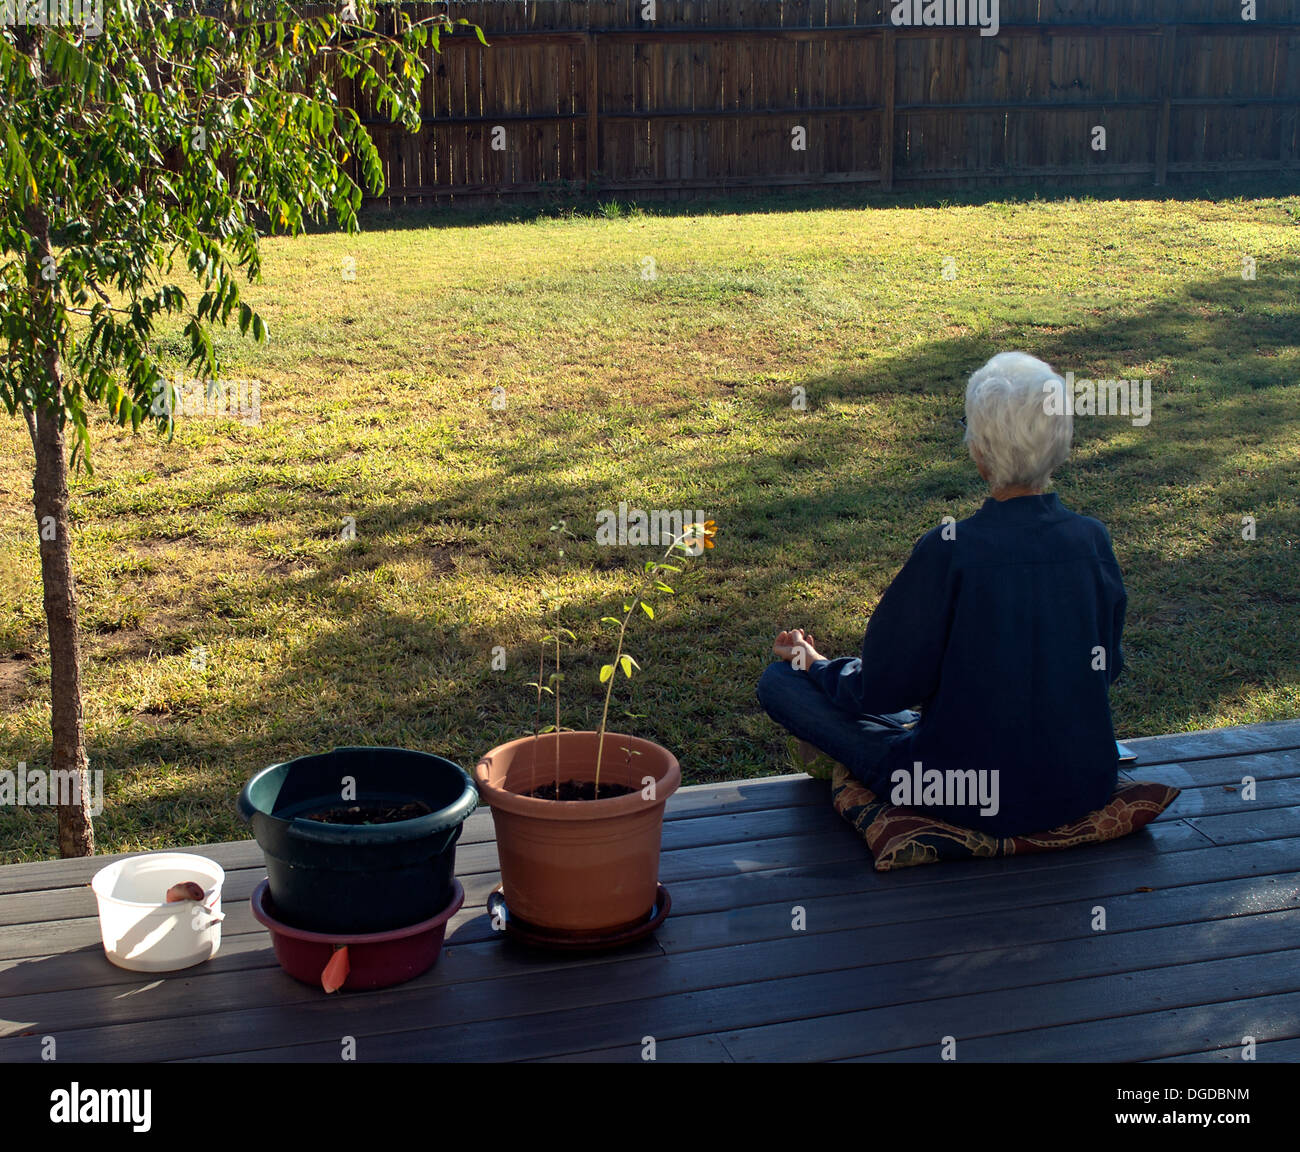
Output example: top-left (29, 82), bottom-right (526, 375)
top-left (830, 763), bottom-right (1181, 872)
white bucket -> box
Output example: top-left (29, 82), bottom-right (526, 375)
top-left (90, 852), bottom-right (225, 972)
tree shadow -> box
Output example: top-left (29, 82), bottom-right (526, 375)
top-left (4, 254), bottom-right (1297, 858)
top-left (341, 175), bottom-right (1300, 234)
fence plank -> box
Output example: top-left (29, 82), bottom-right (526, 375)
top-left (356, 3), bottom-right (1300, 201)
top-left (881, 26), bottom-right (895, 190)
top-left (1154, 21), bottom-right (1177, 184)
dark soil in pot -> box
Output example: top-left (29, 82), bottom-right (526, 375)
top-left (525, 780), bottom-right (637, 801)
top-left (300, 801), bottom-right (434, 825)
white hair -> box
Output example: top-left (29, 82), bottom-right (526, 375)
top-left (964, 352), bottom-right (1073, 492)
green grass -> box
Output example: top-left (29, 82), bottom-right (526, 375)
top-left (2, 183), bottom-right (1298, 863)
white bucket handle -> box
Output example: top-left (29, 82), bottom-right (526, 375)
top-left (197, 895), bottom-right (225, 927)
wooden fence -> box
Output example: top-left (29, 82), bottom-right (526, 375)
top-left (340, 1), bottom-right (1300, 201)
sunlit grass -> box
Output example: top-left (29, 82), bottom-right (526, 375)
top-left (1, 184), bottom-right (1298, 861)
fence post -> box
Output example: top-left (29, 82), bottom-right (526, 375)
top-left (587, 32), bottom-right (601, 189)
top-left (1154, 21), bottom-right (1177, 186)
top-left (1275, 31), bottom-right (1296, 169)
top-left (881, 26), bottom-right (896, 192)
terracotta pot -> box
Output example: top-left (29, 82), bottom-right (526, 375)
top-left (474, 731), bottom-right (680, 934)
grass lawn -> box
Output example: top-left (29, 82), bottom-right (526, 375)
top-left (1, 183), bottom-right (1298, 863)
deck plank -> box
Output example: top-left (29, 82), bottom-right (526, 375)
top-left (0, 774), bottom-right (829, 893)
top-left (6, 716), bottom-right (1297, 893)
top-left (1116, 720), bottom-right (1300, 765)
top-left (0, 801), bottom-right (853, 929)
top-left (176, 1032), bottom-right (739, 1063)
top-left (1119, 747), bottom-right (1300, 789)
top-left (5, 870), bottom-right (1297, 1042)
top-left (0, 795), bottom-right (1222, 938)
top-left (0, 816), bottom-right (1229, 960)
top-left (1, 720), bottom-right (1297, 1063)
top-left (8, 832), bottom-right (1297, 1001)
top-left (9, 740), bottom-right (1288, 909)
top-left (1146, 1037), bottom-right (1300, 1062)
top-left (57, 915), bottom-right (1300, 1064)
top-left (715, 941), bottom-right (1300, 1063)
top-left (1188, 806), bottom-right (1300, 846)
top-left (833, 989), bottom-right (1300, 1063)
top-left (5, 830), bottom-right (1297, 998)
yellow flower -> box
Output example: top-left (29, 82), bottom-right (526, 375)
top-left (684, 520), bottom-right (718, 551)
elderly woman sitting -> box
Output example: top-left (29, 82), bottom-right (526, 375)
top-left (757, 352), bottom-right (1127, 837)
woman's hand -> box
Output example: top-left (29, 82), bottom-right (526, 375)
top-left (773, 629), bottom-right (825, 666)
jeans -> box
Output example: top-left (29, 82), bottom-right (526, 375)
top-left (756, 660), bottom-right (919, 790)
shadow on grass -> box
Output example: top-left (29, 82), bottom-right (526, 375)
top-left (337, 174), bottom-right (1300, 235)
top-left (5, 257), bottom-right (1298, 859)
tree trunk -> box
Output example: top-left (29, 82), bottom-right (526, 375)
top-left (24, 199), bottom-right (95, 858)
top-left (27, 404), bottom-right (95, 858)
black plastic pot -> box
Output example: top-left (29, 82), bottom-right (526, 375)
top-left (237, 746), bottom-right (477, 934)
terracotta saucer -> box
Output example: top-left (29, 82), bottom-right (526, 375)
top-left (487, 883), bottom-right (670, 951)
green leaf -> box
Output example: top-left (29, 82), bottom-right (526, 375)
top-left (620, 655), bottom-right (640, 678)
top-left (599, 664), bottom-right (615, 684)
top-left (600, 616), bottom-right (621, 627)
top-left (640, 601), bottom-right (653, 619)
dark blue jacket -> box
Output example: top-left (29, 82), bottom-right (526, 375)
top-left (807, 493), bottom-right (1126, 836)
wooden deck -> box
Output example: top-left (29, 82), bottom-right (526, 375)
top-left (2, 719), bottom-right (1299, 1063)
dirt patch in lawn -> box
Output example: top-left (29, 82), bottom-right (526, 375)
top-left (0, 653), bottom-right (33, 711)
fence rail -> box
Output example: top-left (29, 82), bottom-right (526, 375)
top-left (338, 1), bottom-right (1300, 202)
